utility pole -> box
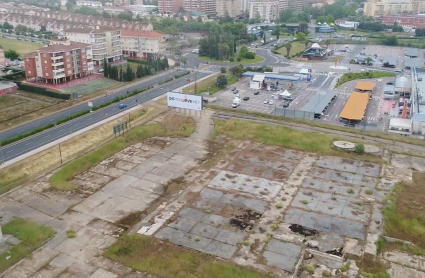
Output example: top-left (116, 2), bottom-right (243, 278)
top-left (0, 141), bottom-right (4, 165)
top-left (194, 67), bottom-right (198, 95)
top-left (58, 144), bottom-right (63, 165)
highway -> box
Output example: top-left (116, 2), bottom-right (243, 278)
top-left (0, 71), bottom-right (210, 163)
top-left (0, 69), bottom-right (183, 142)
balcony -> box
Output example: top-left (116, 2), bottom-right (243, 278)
top-left (51, 55), bottom-right (63, 60)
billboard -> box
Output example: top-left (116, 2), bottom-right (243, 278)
top-left (167, 92), bottom-right (203, 111)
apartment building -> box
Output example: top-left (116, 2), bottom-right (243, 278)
top-left (184, 0), bottom-right (217, 16)
top-left (114, 0), bottom-right (130, 6)
top-left (363, 0), bottom-right (414, 17)
top-left (23, 42), bottom-right (93, 84)
top-left (0, 46), bottom-right (5, 67)
top-left (121, 30), bottom-right (166, 59)
top-left (76, 0), bottom-right (103, 8)
top-left (158, 0), bottom-right (184, 14)
top-left (249, 0), bottom-right (280, 21)
top-left (241, 0), bottom-right (250, 11)
top-left (288, 0), bottom-right (307, 10)
top-left (63, 26), bottom-right (122, 69)
top-left (217, 0), bottom-right (242, 17)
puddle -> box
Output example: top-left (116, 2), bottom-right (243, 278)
top-left (326, 247), bottom-right (343, 257)
top-left (230, 209), bottom-right (262, 231)
top-left (289, 224), bottom-right (318, 236)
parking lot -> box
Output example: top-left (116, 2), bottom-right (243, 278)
top-left (212, 77), bottom-right (310, 114)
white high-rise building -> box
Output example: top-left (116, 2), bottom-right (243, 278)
top-left (249, 0), bottom-right (280, 21)
top-left (241, 0), bottom-right (250, 12)
top-left (217, 0), bottom-right (242, 17)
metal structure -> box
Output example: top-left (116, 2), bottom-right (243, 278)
top-left (113, 121), bottom-right (129, 137)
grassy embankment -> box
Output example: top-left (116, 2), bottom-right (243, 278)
top-left (335, 71), bottom-right (395, 88)
top-left (183, 74), bottom-right (238, 95)
top-left (49, 115), bottom-right (195, 190)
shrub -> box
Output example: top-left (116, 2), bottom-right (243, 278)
top-left (17, 83), bottom-right (70, 100)
top-left (229, 57), bottom-right (235, 62)
top-left (237, 57), bottom-right (242, 62)
top-left (220, 67), bottom-right (227, 74)
top-left (304, 265), bottom-right (315, 274)
top-left (355, 143), bottom-right (365, 154)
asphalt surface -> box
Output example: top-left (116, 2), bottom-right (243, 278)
top-left (0, 70), bottom-right (183, 142)
top-left (0, 71), bottom-right (210, 163)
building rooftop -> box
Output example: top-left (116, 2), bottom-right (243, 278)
top-left (121, 30), bottom-right (165, 38)
top-left (64, 26), bottom-right (121, 33)
top-left (339, 92), bottom-right (370, 121)
top-left (383, 56), bottom-right (397, 66)
top-left (405, 48), bottom-right (418, 57)
top-left (389, 118), bottom-right (412, 128)
top-left (395, 75), bottom-right (411, 89)
top-left (405, 57), bottom-right (423, 68)
top-left (23, 42), bottom-right (91, 56)
top-left (355, 81), bottom-right (375, 92)
top-left (301, 90), bottom-right (336, 114)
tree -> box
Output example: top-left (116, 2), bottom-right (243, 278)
top-left (65, 1), bottom-right (73, 11)
top-left (217, 74), bottom-right (228, 88)
top-left (197, 16), bottom-right (202, 23)
top-left (364, 57), bottom-right (373, 66)
top-left (118, 12), bottom-right (132, 21)
top-left (325, 39), bottom-right (331, 49)
top-left (180, 56), bottom-right (187, 67)
top-left (5, 50), bottom-right (19, 60)
top-left (187, 38), bottom-right (197, 47)
top-left (381, 35), bottom-right (398, 46)
top-left (296, 32), bottom-right (306, 41)
top-left (220, 67), bottom-right (227, 74)
top-left (74, 6), bottom-right (100, 16)
top-left (263, 32), bottom-right (266, 43)
top-left (272, 26), bottom-right (281, 40)
top-left (285, 44), bottom-right (292, 57)
top-left (305, 40), bottom-right (309, 49)
top-left (2, 22), bottom-right (13, 30)
top-left (238, 45), bottom-right (248, 59)
top-left (103, 59), bottom-right (108, 77)
top-left (218, 43), bottom-right (230, 60)
top-left (230, 65), bottom-right (243, 78)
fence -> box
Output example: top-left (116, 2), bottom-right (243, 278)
top-left (274, 108), bottom-right (315, 121)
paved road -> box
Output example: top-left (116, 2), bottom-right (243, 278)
top-left (0, 71), bottom-right (211, 163)
top-left (0, 70), bottom-right (184, 142)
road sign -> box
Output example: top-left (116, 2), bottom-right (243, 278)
top-left (113, 121), bottom-right (128, 136)
top-left (308, 69), bottom-right (312, 73)
top-left (88, 102), bottom-right (93, 107)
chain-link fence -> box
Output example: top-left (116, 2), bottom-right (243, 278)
top-left (274, 108), bottom-right (315, 120)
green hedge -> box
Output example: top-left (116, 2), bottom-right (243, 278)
top-left (16, 83), bottom-right (71, 100)
top-left (1, 71), bottom-right (25, 80)
top-left (55, 110), bottom-right (90, 125)
top-left (0, 84), bottom-right (156, 146)
top-left (174, 71), bottom-right (190, 79)
top-left (125, 58), bottom-right (149, 65)
top-left (159, 78), bottom-right (173, 85)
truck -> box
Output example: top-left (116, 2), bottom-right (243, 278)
top-left (232, 97), bottom-right (241, 108)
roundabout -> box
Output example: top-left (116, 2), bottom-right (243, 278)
top-left (197, 55), bottom-right (265, 66)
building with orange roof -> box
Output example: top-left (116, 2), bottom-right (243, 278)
top-left (121, 30), bottom-right (166, 60)
top-left (339, 92), bottom-right (370, 121)
top-left (23, 41), bottom-right (93, 84)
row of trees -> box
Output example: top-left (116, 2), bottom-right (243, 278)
top-left (198, 24), bottom-right (256, 61)
top-left (102, 56), bottom-right (169, 82)
top-left (358, 22), bottom-right (403, 32)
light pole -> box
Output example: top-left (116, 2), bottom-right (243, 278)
top-left (0, 141), bottom-right (4, 165)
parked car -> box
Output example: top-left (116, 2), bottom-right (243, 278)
top-left (283, 101), bottom-right (290, 107)
top-left (233, 89), bottom-right (239, 94)
top-left (119, 103), bottom-right (127, 109)
top-left (254, 91), bottom-right (260, 95)
top-left (243, 97), bottom-right (250, 101)
top-left (269, 100), bottom-right (275, 105)
top-left (231, 87), bottom-right (236, 91)
top-left (263, 100), bottom-right (269, 104)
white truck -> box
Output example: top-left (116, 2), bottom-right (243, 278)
top-left (232, 97), bottom-right (241, 108)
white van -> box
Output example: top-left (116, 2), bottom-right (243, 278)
top-left (232, 97), bottom-right (241, 108)
top-left (192, 49), bottom-right (199, 54)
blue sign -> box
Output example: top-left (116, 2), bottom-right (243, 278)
top-left (308, 69), bottom-right (312, 73)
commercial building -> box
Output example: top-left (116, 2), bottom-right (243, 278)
top-left (63, 27), bottom-right (122, 69)
top-left (300, 43), bottom-right (327, 61)
top-left (249, 0), bottom-right (280, 22)
top-left (217, 0), bottom-right (242, 17)
top-left (382, 14), bottom-right (425, 28)
top-left (121, 30), bottom-right (166, 59)
top-left (23, 42), bottom-right (93, 84)
top-left (158, 0), bottom-right (184, 14)
top-left (335, 20), bottom-right (360, 28)
top-left (388, 118), bottom-right (412, 135)
top-left (405, 48), bottom-right (418, 58)
top-left (394, 75), bottom-right (411, 97)
top-left (363, 0), bottom-right (413, 17)
top-left (301, 90), bottom-right (337, 118)
top-left (114, 0), bottom-right (130, 6)
top-left (76, 0), bottom-right (102, 8)
top-left (339, 92), bottom-right (370, 122)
